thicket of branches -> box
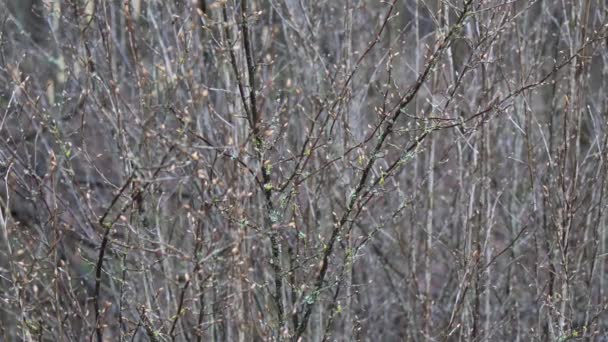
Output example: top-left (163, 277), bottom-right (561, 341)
top-left (1, 0), bottom-right (607, 341)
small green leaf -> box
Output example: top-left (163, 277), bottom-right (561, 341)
top-left (357, 154), bottom-right (364, 165)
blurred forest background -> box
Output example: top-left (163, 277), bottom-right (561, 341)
top-left (1, 0), bottom-right (607, 341)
